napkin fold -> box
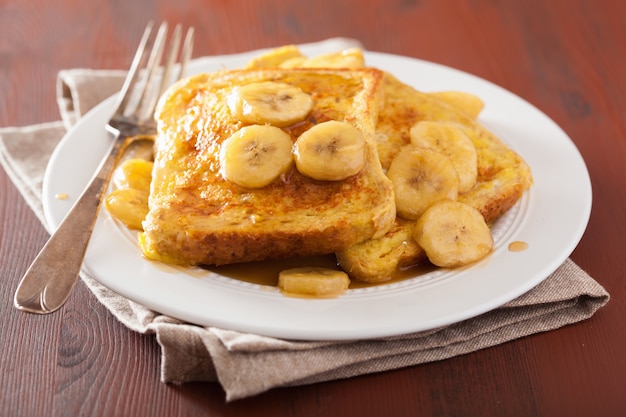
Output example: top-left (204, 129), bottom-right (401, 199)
top-left (0, 39), bottom-right (610, 401)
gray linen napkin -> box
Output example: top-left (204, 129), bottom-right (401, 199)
top-left (0, 40), bottom-right (610, 401)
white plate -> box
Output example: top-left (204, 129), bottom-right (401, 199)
top-left (42, 49), bottom-right (591, 340)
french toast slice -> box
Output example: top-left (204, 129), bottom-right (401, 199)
top-left (335, 73), bottom-right (533, 281)
top-left (139, 67), bottom-right (396, 266)
top-left (246, 46), bottom-right (533, 282)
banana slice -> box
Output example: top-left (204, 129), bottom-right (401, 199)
top-left (409, 121), bottom-right (478, 193)
top-left (105, 188), bottom-right (150, 230)
top-left (220, 125), bottom-right (294, 188)
top-left (244, 44), bottom-right (305, 69)
top-left (387, 146), bottom-right (459, 220)
top-left (227, 81), bottom-right (313, 127)
top-left (429, 91), bottom-right (485, 119)
top-left (112, 158), bottom-right (154, 192)
top-left (293, 120), bottom-right (366, 181)
top-left (413, 200), bottom-right (493, 268)
top-left (279, 56), bottom-right (308, 68)
top-left (278, 267), bottom-right (350, 297)
top-left (297, 48), bottom-right (365, 69)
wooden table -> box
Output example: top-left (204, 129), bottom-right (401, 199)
top-left (2, 0), bottom-right (625, 415)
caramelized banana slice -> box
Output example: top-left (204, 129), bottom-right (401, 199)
top-left (387, 146), bottom-right (459, 220)
top-left (279, 56), bottom-right (308, 68)
top-left (409, 121), bottom-right (478, 193)
top-left (220, 125), bottom-right (294, 188)
top-left (429, 91), bottom-right (485, 119)
top-left (297, 48), bottom-right (365, 69)
top-left (112, 158), bottom-right (154, 192)
top-left (227, 81), bottom-right (313, 127)
top-left (105, 188), bottom-right (150, 230)
top-left (294, 120), bottom-right (366, 181)
top-left (278, 267), bottom-right (350, 297)
top-left (413, 200), bottom-right (493, 268)
top-left (244, 44), bottom-right (305, 69)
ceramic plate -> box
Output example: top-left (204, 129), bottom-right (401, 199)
top-left (42, 46), bottom-right (591, 340)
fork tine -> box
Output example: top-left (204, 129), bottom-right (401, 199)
top-left (136, 22), bottom-right (169, 121)
top-left (112, 21), bottom-right (155, 117)
top-left (137, 23), bottom-right (195, 123)
top-left (178, 27), bottom-right (195, 82)
top-left (112, 21), bottom-right (195, 126)
top-left (155, 24), bottom-right (183, 102)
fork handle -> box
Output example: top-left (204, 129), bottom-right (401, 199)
top-left (14, 134), bottom-right (129, 314)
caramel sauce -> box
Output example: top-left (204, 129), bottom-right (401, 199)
top-left (508, 241), bottom-right (528, 252)
top-left (209, 254), bottom-right (436, 290)
top-left (209, 255), bottom-right (338, 287)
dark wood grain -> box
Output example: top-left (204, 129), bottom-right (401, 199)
top-left (2, 0), bottom-right (626, 415)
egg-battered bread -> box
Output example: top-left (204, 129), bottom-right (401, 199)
top-left (335, 73), bottom-right (533, 281)
top-left (139, 68), bottom-right (396, 266)
top-left (134, 46), bottom-right (533, 284)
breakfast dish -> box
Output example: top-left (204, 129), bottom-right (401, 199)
top-left (108, 46), bottom-right (532, 288)
top-left (42, 48), bottom-right (591, 340)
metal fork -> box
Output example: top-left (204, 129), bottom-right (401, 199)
top-left (14, 22), bottom-right (195, 314)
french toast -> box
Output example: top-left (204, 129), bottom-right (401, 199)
top-left (106, 46), bottom-right (533, 290)
top-left (247, 46), bottom-right (532, 281)
top-left (139, 67), bottom-right (396, 266)
top-left (335, 72), bottom-right (533, 281)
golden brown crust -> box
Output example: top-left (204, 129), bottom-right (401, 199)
top-left (140, 68), bottom-right (396, 266)
top-left (336, 73), bottom-right (533, 282)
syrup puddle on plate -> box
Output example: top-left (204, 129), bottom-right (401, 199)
top-left (508, 241), bottom-right (529, 252)
top-left (208, 254), bottom-right (437, 290)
